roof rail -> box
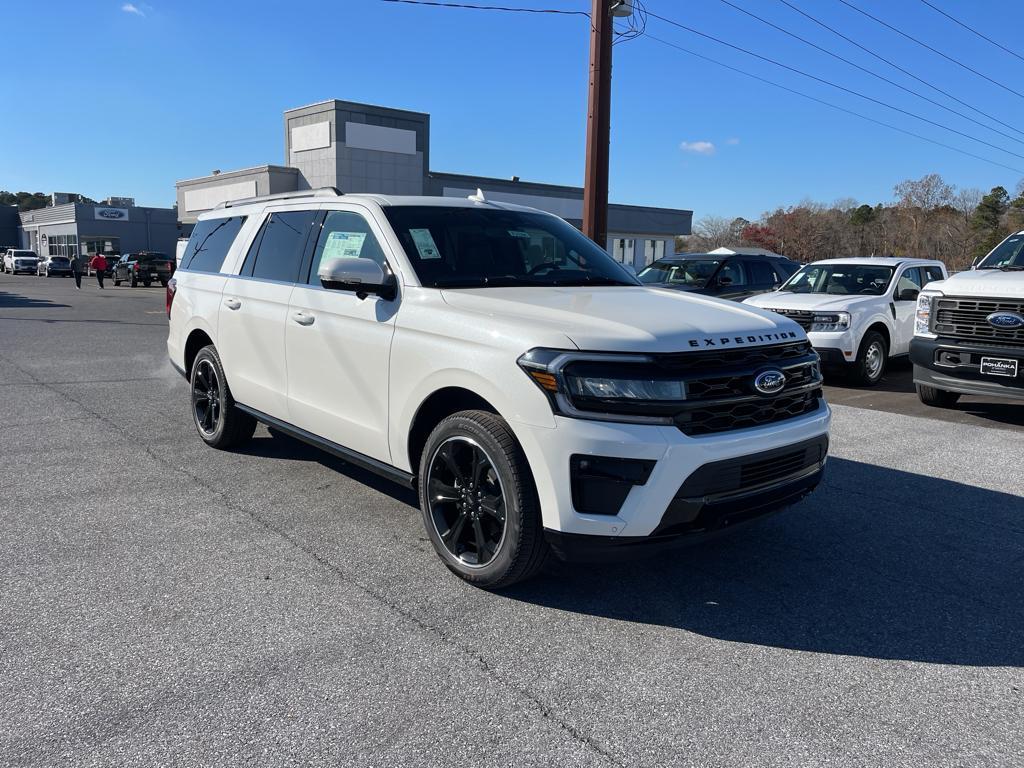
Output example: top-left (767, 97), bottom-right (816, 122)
top-left (214, 187), bottom-right (343, 209)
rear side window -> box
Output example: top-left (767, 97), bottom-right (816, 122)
top-left (745, 260), bottom-right (776, 286)
top-left (182, 216), bottom-right (247, 273)
top-left (242, 211), bottom-right (317, 283)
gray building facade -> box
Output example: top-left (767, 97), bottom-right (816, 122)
top-left (176, 99), bottom-right (691, 270)
top-left (0, 205), bottom-right (19, 249)
top-left (19, 202), bottom-right (189, 260)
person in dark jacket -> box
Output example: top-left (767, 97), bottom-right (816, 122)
top-left (89, 253), bottom-right (108, 288)
top-left (71, 254), bottom-right (83, 289)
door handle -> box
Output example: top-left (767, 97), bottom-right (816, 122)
top-left (292, 311), bottom-right (315, 326)
top-left (224, 298), bottom-right (241, 310)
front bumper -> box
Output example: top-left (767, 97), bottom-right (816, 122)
top-left (511, 399), bottom-right (831, 541)
top-left (911, 336), bottom-right (1024, 402)
top-left (806, 330), bottom-right (857, 368)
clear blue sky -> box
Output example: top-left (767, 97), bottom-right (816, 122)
top-left (3, 0), bottom-right (1024, 221)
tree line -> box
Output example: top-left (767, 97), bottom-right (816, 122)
top-left (677, 173), bottom-right (1024, 271)
top-left (0, 191), bottom-right (97, 211)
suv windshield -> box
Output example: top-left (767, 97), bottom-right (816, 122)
top-left (781, 263), bottom-right (895, 296)
top-left (977, 234), bottom-right (1024, 269)
top-left (637, 258), bottom-right (721, 287)
top-left (381, 206), bottom-right (638, 288)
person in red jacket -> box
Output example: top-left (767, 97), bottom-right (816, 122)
top-left (88, 252), bottom-right (108, 289)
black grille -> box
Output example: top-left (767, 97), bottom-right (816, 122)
top-left (662, 341), bottom-right (823, 436)
top-left (763, 308), bottom-right (814, 330)
top-left (934, 297), bottom-right (1024, 348)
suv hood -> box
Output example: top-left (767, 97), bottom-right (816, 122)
top-left (440, 286), bottom-right (803, 353)
top-left (745, 292), bottom-right (880, 311)
top-left (927, 269), bottom-right (1024, 298)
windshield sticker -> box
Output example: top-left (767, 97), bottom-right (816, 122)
top-left (322, 231), bottom-right (367, 259)
top-left (410, 228), bottom-right (442, 260)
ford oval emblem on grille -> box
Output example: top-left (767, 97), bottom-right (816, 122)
top-left (986, 311), bottom-right (1024, 330)
top-left (754, 369), bottom-right (786, 395)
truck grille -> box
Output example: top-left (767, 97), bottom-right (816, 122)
top-left (657, 341), bottom-right (823, 436)
top-left (934, 297), bottom-right (1024, 348)
top-left (762, 308), bottom-right (814, 330)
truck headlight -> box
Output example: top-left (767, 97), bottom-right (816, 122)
top-left (518, 348), bottom-right (683, 423)
top-left (915, 293), bottom-right (938, 337)
top-left (810, 312), bottom-right (850, 332)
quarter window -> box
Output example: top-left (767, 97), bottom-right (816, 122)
top-left (244, 210), bottom-right (317, 283)
top-left (182, 216), bottom-right (246, 273)
top-left (307, 211), bottom-right (388, 285)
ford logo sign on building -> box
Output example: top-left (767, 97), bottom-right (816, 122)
top-left (94, 207), bottom-right (129, 221)
top-left (986, 311), bottom-right (1024, 330)
top-left (753, 369), bottom-right (786, 395)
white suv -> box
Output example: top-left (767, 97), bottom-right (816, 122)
top-left (167, 189), bottom-right (831, 587)
top-left (3, 249), bottom-right (40, 275)
top-left (744, 257), bottom-right (947, 385)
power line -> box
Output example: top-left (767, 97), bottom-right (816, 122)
top-left (716, 0), bottom-right (1024, 149)
top-left (644, 32), bottom-right (1024, 175)
top-left (837, 0), bottom-right (1024, 101)
top-left (776, 0), bottom-right (1024, 142)
top-left (918, 0), bottom-right (1024, 66)
top-left (643, 8), bottom-right (1024, 162)
top-left (378, 0), bottom-right (589, 16)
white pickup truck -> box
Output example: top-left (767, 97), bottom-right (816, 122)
top-left (911, 232), bottom-right (1024, 406)
top-left (744, 257), bottom-right (947, 385)
top-left (167, 189), bottom-right (832, 588)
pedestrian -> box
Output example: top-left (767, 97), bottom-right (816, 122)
top-left (89, 252), bottom-right (108, 289)
top-left (71, 253), bottom-right (83, 289)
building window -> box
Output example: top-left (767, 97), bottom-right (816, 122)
top-left (81, 238), bottom-right (120, 257)
top-left (612, 238), bottom-right (634, 264)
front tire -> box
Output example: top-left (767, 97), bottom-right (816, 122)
top-left (113, 275), bottom-right (121, 286)
top-left (916, 383), bottom-right (961, 408)
top-left (851, 330), bottom-right (888, 386)
top-left (190, 345), bottom-right (256, 449)
top-left (418, 410), bottom-right (549, 589)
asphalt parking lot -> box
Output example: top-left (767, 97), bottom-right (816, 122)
top-left (1, 272), bottom-right (1022, 767)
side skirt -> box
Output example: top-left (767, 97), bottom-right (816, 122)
top-left (234, 403), bottom-right (416, 489)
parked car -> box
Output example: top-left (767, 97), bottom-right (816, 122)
top-left (168, 189), bottom-right (831, 588)
top-left (911, 231), bottom-right (1024, 407)
top-left (744, 257), bottom-right (948, 385)
top-left (3, 249), bottom-right (40, 275)
top-left (637, 252), bottom-right (800, 301)
top-left (36, 255), bottom-right (73, 277)
top-left (113, 251), bottom-right (174, 287)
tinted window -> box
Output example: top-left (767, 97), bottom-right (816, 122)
top-left (717, 260), bottom-right (747, 287)
top-left (746, 260), bottom-right (776, 286)
top-left (382, 206), bottom-right (636, 288)
top-left (308, 211), bottom-right (388, 285)
top-left (895, 267), bottom-right (922, 299)
top-left (638, 258), bottom-right (721, 287)
top-left (245, 211), bottom-right (317, 283)
top-left (923, 265), bottom-right (944, 284)
top-left (774, 261), bottom-right (799, 281)
top-left (782, 264), bottom-right (894, 295)
top-left (182, 216), bottom-right (246, 273)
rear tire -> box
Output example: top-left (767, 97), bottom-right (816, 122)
top-left (418, 409), bottom-right (549, 589)
top-left (190, 345), bottom-right (257, 450)
top-left (916, 383), bottom-right (961, 408)
top-left (851, 331), bottom-right (888, 386)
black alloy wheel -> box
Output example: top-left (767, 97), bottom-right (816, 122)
top-left (426, 436), bottom-right (507, 567)
top-left (191, 358), bottom-right (221, 437)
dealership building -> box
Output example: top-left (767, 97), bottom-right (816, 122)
top-left (17, 197), bottom-right (188, 260)
top-left (176, 99), bottom-right (691, 269)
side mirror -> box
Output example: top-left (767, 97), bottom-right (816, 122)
top-left (898, 288), bottom-right (919, 302)
top-left (717, 275), bottom-right (734, 286)
top-left (319, 257), bottom-right (397, 300)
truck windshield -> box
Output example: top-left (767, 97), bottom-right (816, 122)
top-left (381, 206), bottom-right (639, 288)
top-left (781, 264), bottom-right (895, 296)
top-left (637, 259), bottom-right (721, 287)
top-left (977, 234), bottom-right (1024, 269)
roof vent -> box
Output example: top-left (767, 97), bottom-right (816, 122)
top-left (468, 188), bottom-right (487, 203)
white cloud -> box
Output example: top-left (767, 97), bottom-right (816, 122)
top-left (680, 140), bottom-right (716, 156)
top-left (121, 3), bottom-right (144, 16)
top-left (726, 137), bottom-right (740, 145)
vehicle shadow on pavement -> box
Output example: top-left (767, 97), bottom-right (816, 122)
top-left (0, 290), bottom-right (70, 309)
top-left (505, 457), bottom-right (1024, 668)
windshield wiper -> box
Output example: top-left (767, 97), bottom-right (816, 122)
top-left (997, 265), bottom-right (1024, 271)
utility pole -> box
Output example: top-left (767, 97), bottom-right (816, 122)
top-left (582, 0), bottom-right (613, 247)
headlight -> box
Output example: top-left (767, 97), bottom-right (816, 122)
top-left (915, 293), bottom-right (938, 337)
top-left (518, 348), bottom-right (683, 423)
top-left (810, 312), bottom-right (850, 332)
